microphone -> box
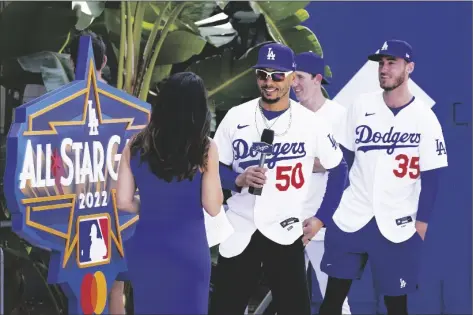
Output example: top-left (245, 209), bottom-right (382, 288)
top-left (249, 129), bottom-right (274, 196)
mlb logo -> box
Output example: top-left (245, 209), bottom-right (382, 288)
top-left (77, 214), bottom-right (111, 267)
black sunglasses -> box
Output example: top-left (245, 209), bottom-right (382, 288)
top-left (255, 69), bottom-right (293, 82)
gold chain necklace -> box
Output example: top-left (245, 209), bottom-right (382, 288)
top-left (254, 99), bottom-right (293, 137)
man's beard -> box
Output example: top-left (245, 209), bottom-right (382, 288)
top-left (381, 74), bottom-right (405, 92)
top-left (260, 87), bottom-right (288, 104)
top-left (261, 95), bottom-right (280, 104)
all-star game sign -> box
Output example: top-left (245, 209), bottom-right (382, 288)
top-left (4, 36), bottom-right (150, 314)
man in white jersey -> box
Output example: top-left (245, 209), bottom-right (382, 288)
top-left (209, 42), bottom-right (348, 315)
top-left (319, 40), bottom-right (448, 315)
top-left (292, 51), bottom-right (351, 314)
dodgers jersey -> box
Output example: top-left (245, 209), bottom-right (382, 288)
top-left (334, 91), bottom-right (448, 243)
top-left (301, 99), bottom-right (347, 241)
top-left (213, 98), bottom-right (343, 258)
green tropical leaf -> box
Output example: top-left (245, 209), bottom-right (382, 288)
top-left (103, 1), bottom-right (212, 42)
top-left (139, 2), bottom-right (187, 100)
top-left (251, 1), bottom-right (323, 56)
top-left (72, 1), bottom-right (106, 31)
top-left (324, 65), bottom-right (332, 80)
top-left (101, 1), bottom-right (213, 97)
top-left (17, 52), bottom-right (75, 92)
top-left (274, 9), bottom-right (309, 30)
top-left (251, 1), bottom-right (310, 22)
top-left (0, 2), bottom-right (78, 59)
top-left (216, 1), bottom-right (229, 11)
top-left (322, 86), bottom-right (330, 99)
top-left (187, 42), bottom-right (268, 112)
top-left (179, 2), bottom-right (219, 23)
top-left (280, 25), bottom-right (323, 56)
top-left (151, 64), bottom-right (172, 86)
top-left (156, 30), bottom-right (207, 65)
top-left (148, 2), bottom-right (194, 33)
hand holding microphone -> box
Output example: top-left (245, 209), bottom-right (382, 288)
top-left (235, 166), bottom-right (268, 191)
top-left (248, 129), bottom-right (274, 196)
top-left (235, 129), bottom-right (274, 195)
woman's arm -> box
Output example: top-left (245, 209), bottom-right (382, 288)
top-left (116, 143), bottom-right (140, 213)
top-left (202, 139), bottom-right (224, 217)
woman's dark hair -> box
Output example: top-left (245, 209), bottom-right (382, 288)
top-left (130, 72), bottom-right (211, 182)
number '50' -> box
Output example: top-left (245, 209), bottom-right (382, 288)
top-left (275, 162), bottom-right (305, 191)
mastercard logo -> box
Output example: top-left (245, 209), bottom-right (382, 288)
top-left (80, 271), bottom-right (107, 314)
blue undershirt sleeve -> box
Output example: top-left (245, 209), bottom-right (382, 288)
top-left (340, 145), bottom-right (355, 170)
top-left (314, 158), bottom-right (349, 225)
top-left (416, 168), bottom-right (441, 223)
top-left (219, 162), bottom-right (242, 193)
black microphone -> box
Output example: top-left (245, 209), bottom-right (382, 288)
top-left (249, 129), bottom-right (274, 196)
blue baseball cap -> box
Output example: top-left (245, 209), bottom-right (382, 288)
top-left (252, 42), bottom-right (296, 72)
top-left (295, 51), bottom-right (330, 84)
top-left (368, 39), bottom-right (413, 62)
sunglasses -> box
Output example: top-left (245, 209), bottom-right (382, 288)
top-left (255, 69), bottom-right (293, 82)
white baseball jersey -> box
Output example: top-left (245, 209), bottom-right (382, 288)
top-left (213, 98), bottom-right (343, 258)
top-left (301, 99), bottom-right (347, 241)
top-left (333, 91), bottom-right (448, 243)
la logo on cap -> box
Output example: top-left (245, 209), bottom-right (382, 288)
top-left (267, 47), bottom-right (276, 60)
top-left (381, 41), bottom-right (388, 51)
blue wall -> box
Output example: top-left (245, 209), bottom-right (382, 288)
top-left (303, 2), bottom-right (472, 314)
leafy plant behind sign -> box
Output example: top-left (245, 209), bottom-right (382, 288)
top-left (0, 1), bottom-right (333, 313)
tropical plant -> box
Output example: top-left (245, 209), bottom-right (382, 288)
top-left (188, 1), bottom-right (332, 112)
top-left (0, 1), bottom-right (333, 313)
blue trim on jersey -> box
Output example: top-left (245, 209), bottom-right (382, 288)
top-left (341, 145), bottom-right (355, 170)
top-left (219, 163), bottom-right (242, 193)
top-left (340, 145), bottom-right (355, 190)
top-left (388, 96), bottom-right (415, 116)
top-left (261, 106), bottom-right (288, 120)
top-left (416, 168), bottom-right (441, 223)
top-left (315, 158), bottom-right (348, 225)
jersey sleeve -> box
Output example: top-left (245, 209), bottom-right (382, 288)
top-left (419, 110), bottom-right (448, 171)
top-left (332, 107), bottom-right (348, 144)
top-left (213, 108), bottom-right (235, 166)
top-left (337, 99), bottom-right (357, 151)
top-left (312, 118), bottom-right (343, 170)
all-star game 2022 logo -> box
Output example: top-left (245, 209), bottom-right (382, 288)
top-left (4, 36), bottom-right (150, 314)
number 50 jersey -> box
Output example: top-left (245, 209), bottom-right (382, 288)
top-left (334, 91), bottom-right (448, 243)
top-left (213, 98), bottom-right (343, 258)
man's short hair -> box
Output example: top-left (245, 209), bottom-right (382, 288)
top-left (68, 30), bottom-right (106, 71)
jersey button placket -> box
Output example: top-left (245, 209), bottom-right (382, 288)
top-left (372, 113), bottom-right (395, 219)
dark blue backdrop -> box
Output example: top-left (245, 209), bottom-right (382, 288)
top-left (302, 2), bottom-right (472, 314)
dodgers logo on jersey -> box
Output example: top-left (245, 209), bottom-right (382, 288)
top-left (327, 133), bottom-right (338, 149)
top-left (233, 139), bottom-right (307, 169)
top-left (355, 125), bottom-right (421, 155)
top-left (4, 36), bottom-right (150, 315)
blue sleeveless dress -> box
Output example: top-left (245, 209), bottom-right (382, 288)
top-left (124, 154), bottom-right (211, 314)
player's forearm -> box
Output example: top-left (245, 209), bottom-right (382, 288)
top-left (314, 159), bottom-right (348, 224)
top-left (219, 162), bottom-right (242, 193)
top-left (416, 168), bottom-right (441, 223)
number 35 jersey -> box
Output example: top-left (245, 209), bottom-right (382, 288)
top-left (213, 98), bottom-right (343, 258)
top-left (334, 91), bottom-right (448, 243)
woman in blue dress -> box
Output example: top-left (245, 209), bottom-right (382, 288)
top-left (116, 72), bottom-right (223, 314)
